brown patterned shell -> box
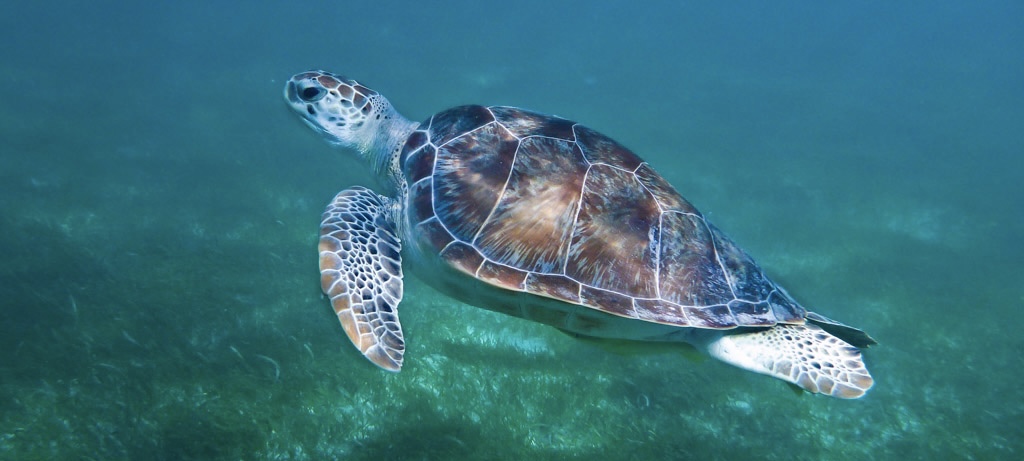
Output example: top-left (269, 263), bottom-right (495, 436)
top-left (399, 105), bottom-right (804, 329)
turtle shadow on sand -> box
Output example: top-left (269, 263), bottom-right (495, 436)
top-left (338, 401), bottom-right (593, 461)
top-left (341, 417), bottom-right (482, 461)
top-left (149, 408), bottom-right (262, 461)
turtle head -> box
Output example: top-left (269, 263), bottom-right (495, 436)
top-left (284, 71), bottom-right (405, 157)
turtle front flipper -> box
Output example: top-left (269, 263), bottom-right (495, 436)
top-left (706, 324), bottom-right (874, 399)
top-left (318, 187), bottom-right (405, 371)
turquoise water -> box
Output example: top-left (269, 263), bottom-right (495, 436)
top-left (1, 1), bottom-right (1021, 459)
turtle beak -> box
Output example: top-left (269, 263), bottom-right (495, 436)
top-left (284, 80), bottom-right (298, 103)
top-left (283, 79), bottom-right (333, 141)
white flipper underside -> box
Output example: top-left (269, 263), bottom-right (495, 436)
top-left (706, 323), bottom-right (873, 399)
top-left (318, 186), bottom-right (405, 371)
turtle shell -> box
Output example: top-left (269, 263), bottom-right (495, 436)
top-left (399, 105), bottom-right (804, 329)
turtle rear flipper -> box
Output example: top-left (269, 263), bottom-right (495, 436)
top-left (319, 187), bottom-right (405, 371)
top-left (705, 324), bottom-right (874, 399)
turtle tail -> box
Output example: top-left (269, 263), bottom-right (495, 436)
top-left (805, 311), bottom-right (877, 349)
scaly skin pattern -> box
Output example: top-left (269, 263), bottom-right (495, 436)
top-left (283, 70), bottom-right (875, 398)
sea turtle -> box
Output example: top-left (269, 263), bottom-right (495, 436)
top-left (283, 70), bottom-right (876, 399)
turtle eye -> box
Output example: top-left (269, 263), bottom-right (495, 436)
top-left (299, 85), bottom-right (326, 102)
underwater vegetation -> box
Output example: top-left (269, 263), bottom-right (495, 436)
top-left (0, 122), bottom-right (1018, 459)
top-left (2, 0), bottom-right (1022, 459)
